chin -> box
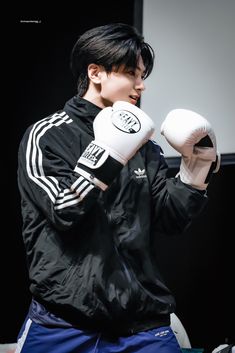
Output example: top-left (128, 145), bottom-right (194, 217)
top-left (129, 99), bottom-right (137, 105)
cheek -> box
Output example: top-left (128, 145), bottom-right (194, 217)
top-left (101, 78), bottom-right (130, 99)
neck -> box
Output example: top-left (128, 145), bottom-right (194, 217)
top-left (82, 83), bottom-right (112, 109)
top-left (82, 84), bottom-right (104, 109)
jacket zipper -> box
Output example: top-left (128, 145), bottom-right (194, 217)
top-left (106, 210), bottom-right (137, 289)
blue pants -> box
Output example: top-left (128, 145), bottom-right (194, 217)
top-left (15, 318), bottom-right (182, 353)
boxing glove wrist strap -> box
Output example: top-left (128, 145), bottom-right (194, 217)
top-left (76, 140), bottom-right (124, 190)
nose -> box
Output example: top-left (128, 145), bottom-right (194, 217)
top-left (135, 78), bottom-right (145, 92)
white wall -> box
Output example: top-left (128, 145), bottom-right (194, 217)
top-left (141, 0), bottom-right (235, 157)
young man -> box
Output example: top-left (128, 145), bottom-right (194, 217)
top-left (16, 23), bottom-right (219, 353)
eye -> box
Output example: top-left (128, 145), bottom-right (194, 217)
top-left (127, 70), bottom-right (135, 76)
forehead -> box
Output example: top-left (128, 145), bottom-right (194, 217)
top-left (117, 56), bottom-right (146, 73)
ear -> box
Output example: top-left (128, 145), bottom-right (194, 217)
top-left (87, 64), bottom-right (103, 84)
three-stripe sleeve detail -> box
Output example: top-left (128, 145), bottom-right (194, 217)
top-left (25, 112), bottom-right (95, 209)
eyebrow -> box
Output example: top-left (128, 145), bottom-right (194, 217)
top-left (136, 66), bottom-right (146, 74)
top-left (122, 65), bottom-right (146, 74)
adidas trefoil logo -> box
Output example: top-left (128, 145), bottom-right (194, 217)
top-left (134, 168), bottom-right (147, 179)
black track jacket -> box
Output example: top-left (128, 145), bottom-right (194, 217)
top-left (18, 96), bottom-right (208, 336)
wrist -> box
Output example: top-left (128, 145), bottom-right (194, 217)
top-left (178, 152), bottom-right (220, 190)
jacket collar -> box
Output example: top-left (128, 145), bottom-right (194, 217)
top-left (64, 95), bottom-right (102, 133)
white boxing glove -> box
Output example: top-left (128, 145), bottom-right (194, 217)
top-left (161, 109), bottom-right (220, 190)
top-left (76, 101), bottom-right (155, 190)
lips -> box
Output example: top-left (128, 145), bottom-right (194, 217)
top-left (129, 95), bottom-right (140, 103)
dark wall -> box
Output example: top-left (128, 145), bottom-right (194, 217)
top-left (4, 3), bottom-right (234, 351)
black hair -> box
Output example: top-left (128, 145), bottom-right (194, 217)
top-left (70, 23), bottom-right (155, 96)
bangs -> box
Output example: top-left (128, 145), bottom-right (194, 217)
top-left (103, 40), bottom-right (154, 79)
top-left (140, 43), bottom-right (155, 79)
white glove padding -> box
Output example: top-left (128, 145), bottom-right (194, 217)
top-left (161, 109), bottom-right (220, 190)
top-left (76, 101), bottom-right (155, 190)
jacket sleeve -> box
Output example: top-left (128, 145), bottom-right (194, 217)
top-left (17, 115), bottom-right (101, 231)
top-left (146, 140), bottom-right (208, 235)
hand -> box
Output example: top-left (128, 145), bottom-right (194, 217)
top-left (76, 101), bottom-right (155, 190)
top-left (161, 109), bottom-right (220, 190)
